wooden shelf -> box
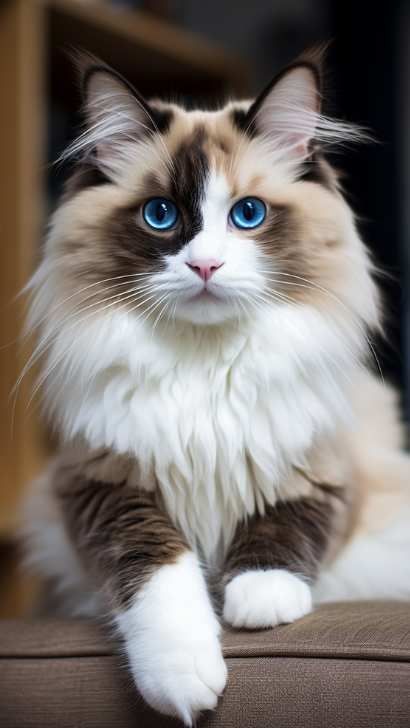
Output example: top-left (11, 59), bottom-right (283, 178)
top-left (48, 0), bottom-right (249, 96)
top-left (0, 0), bottom-right (47, 538)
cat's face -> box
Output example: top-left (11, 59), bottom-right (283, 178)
top-left (37, 54), bottom-right (378, 338)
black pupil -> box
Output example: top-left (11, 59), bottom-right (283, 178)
top-left (243, 201), bottom-right (255, 221)
top-left (156, 202), bottom-right (168, 222)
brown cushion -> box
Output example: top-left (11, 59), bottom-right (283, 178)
top-left (1, 602), bottom-right (410, 727)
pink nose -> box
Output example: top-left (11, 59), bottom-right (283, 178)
top-left (186, 259), bottom-right (224, 282)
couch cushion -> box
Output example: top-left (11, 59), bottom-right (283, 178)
top-left (1, 602), bottom-right (410, 727)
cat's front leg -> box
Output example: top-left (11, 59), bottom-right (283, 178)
top-left (56, 469), bottom-right (226, 725)
top-left (223, 479), bottom-right (346, 629)
top-left (117, 550), bottom-right (227, 725)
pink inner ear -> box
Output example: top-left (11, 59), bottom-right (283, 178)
top-left (295, 141), bottom-right (309, 157)
top-left (254, 64), bottom-right (320, 162)
top-left (282, 133), bottom-right (310, 160)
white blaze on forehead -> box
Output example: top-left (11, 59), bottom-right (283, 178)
top-left (202, 169), bottom-right (231, 223)
top-left (187, 170), bottom-right (231, 262)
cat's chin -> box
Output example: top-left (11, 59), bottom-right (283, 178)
top-left (172, 296), bottom-right (241, 326)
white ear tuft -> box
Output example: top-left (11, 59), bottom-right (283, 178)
top-left (249, 59), bottom-right (365, 162)
top-left (251, 64), bottom-right (321, 160)
top-left (60, 59), bottom-right (156, 179)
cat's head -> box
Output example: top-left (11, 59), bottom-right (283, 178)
top-left (29, 49), bottom-right (378, 337)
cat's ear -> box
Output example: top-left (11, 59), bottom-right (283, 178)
top-left (63, 54), bottom-right (162, 178)
top-left (247, 59), bottom-right (322, 161)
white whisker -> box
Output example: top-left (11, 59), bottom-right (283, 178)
top-left (260, 271), bottom-right (383, 382)
top-left (25, 289), bottom-right (162, 411)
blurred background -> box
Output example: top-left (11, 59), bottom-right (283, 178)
top-left (0, 0), bottom-right (408, 616)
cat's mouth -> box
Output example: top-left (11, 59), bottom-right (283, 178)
top-left (189, 286), bottom-right (221, 303)
top-left (191, 289), bottom-right (220, 302)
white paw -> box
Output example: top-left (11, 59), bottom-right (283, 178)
top-left (130, 633), bottom-right (227, 726)
top-left (115, 552), bottom-right (227, 725)
top-left (223, 569), bottom-right (312, 629)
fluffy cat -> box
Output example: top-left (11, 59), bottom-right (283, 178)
top-left (22, 50), bottom-right (410, 724)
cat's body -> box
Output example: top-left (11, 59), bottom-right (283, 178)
top-left (22, 51), bottom-right (410, 724)
top-left (27, 369), bottom-right (410, 605)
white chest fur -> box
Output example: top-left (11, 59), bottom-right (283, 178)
top-left (45, 305), bottom-right (355, 562)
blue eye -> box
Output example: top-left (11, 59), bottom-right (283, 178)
top-left (230, 197), bottom-right (266, 230)
top-left (143, 198), bottom-right (178, 230)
